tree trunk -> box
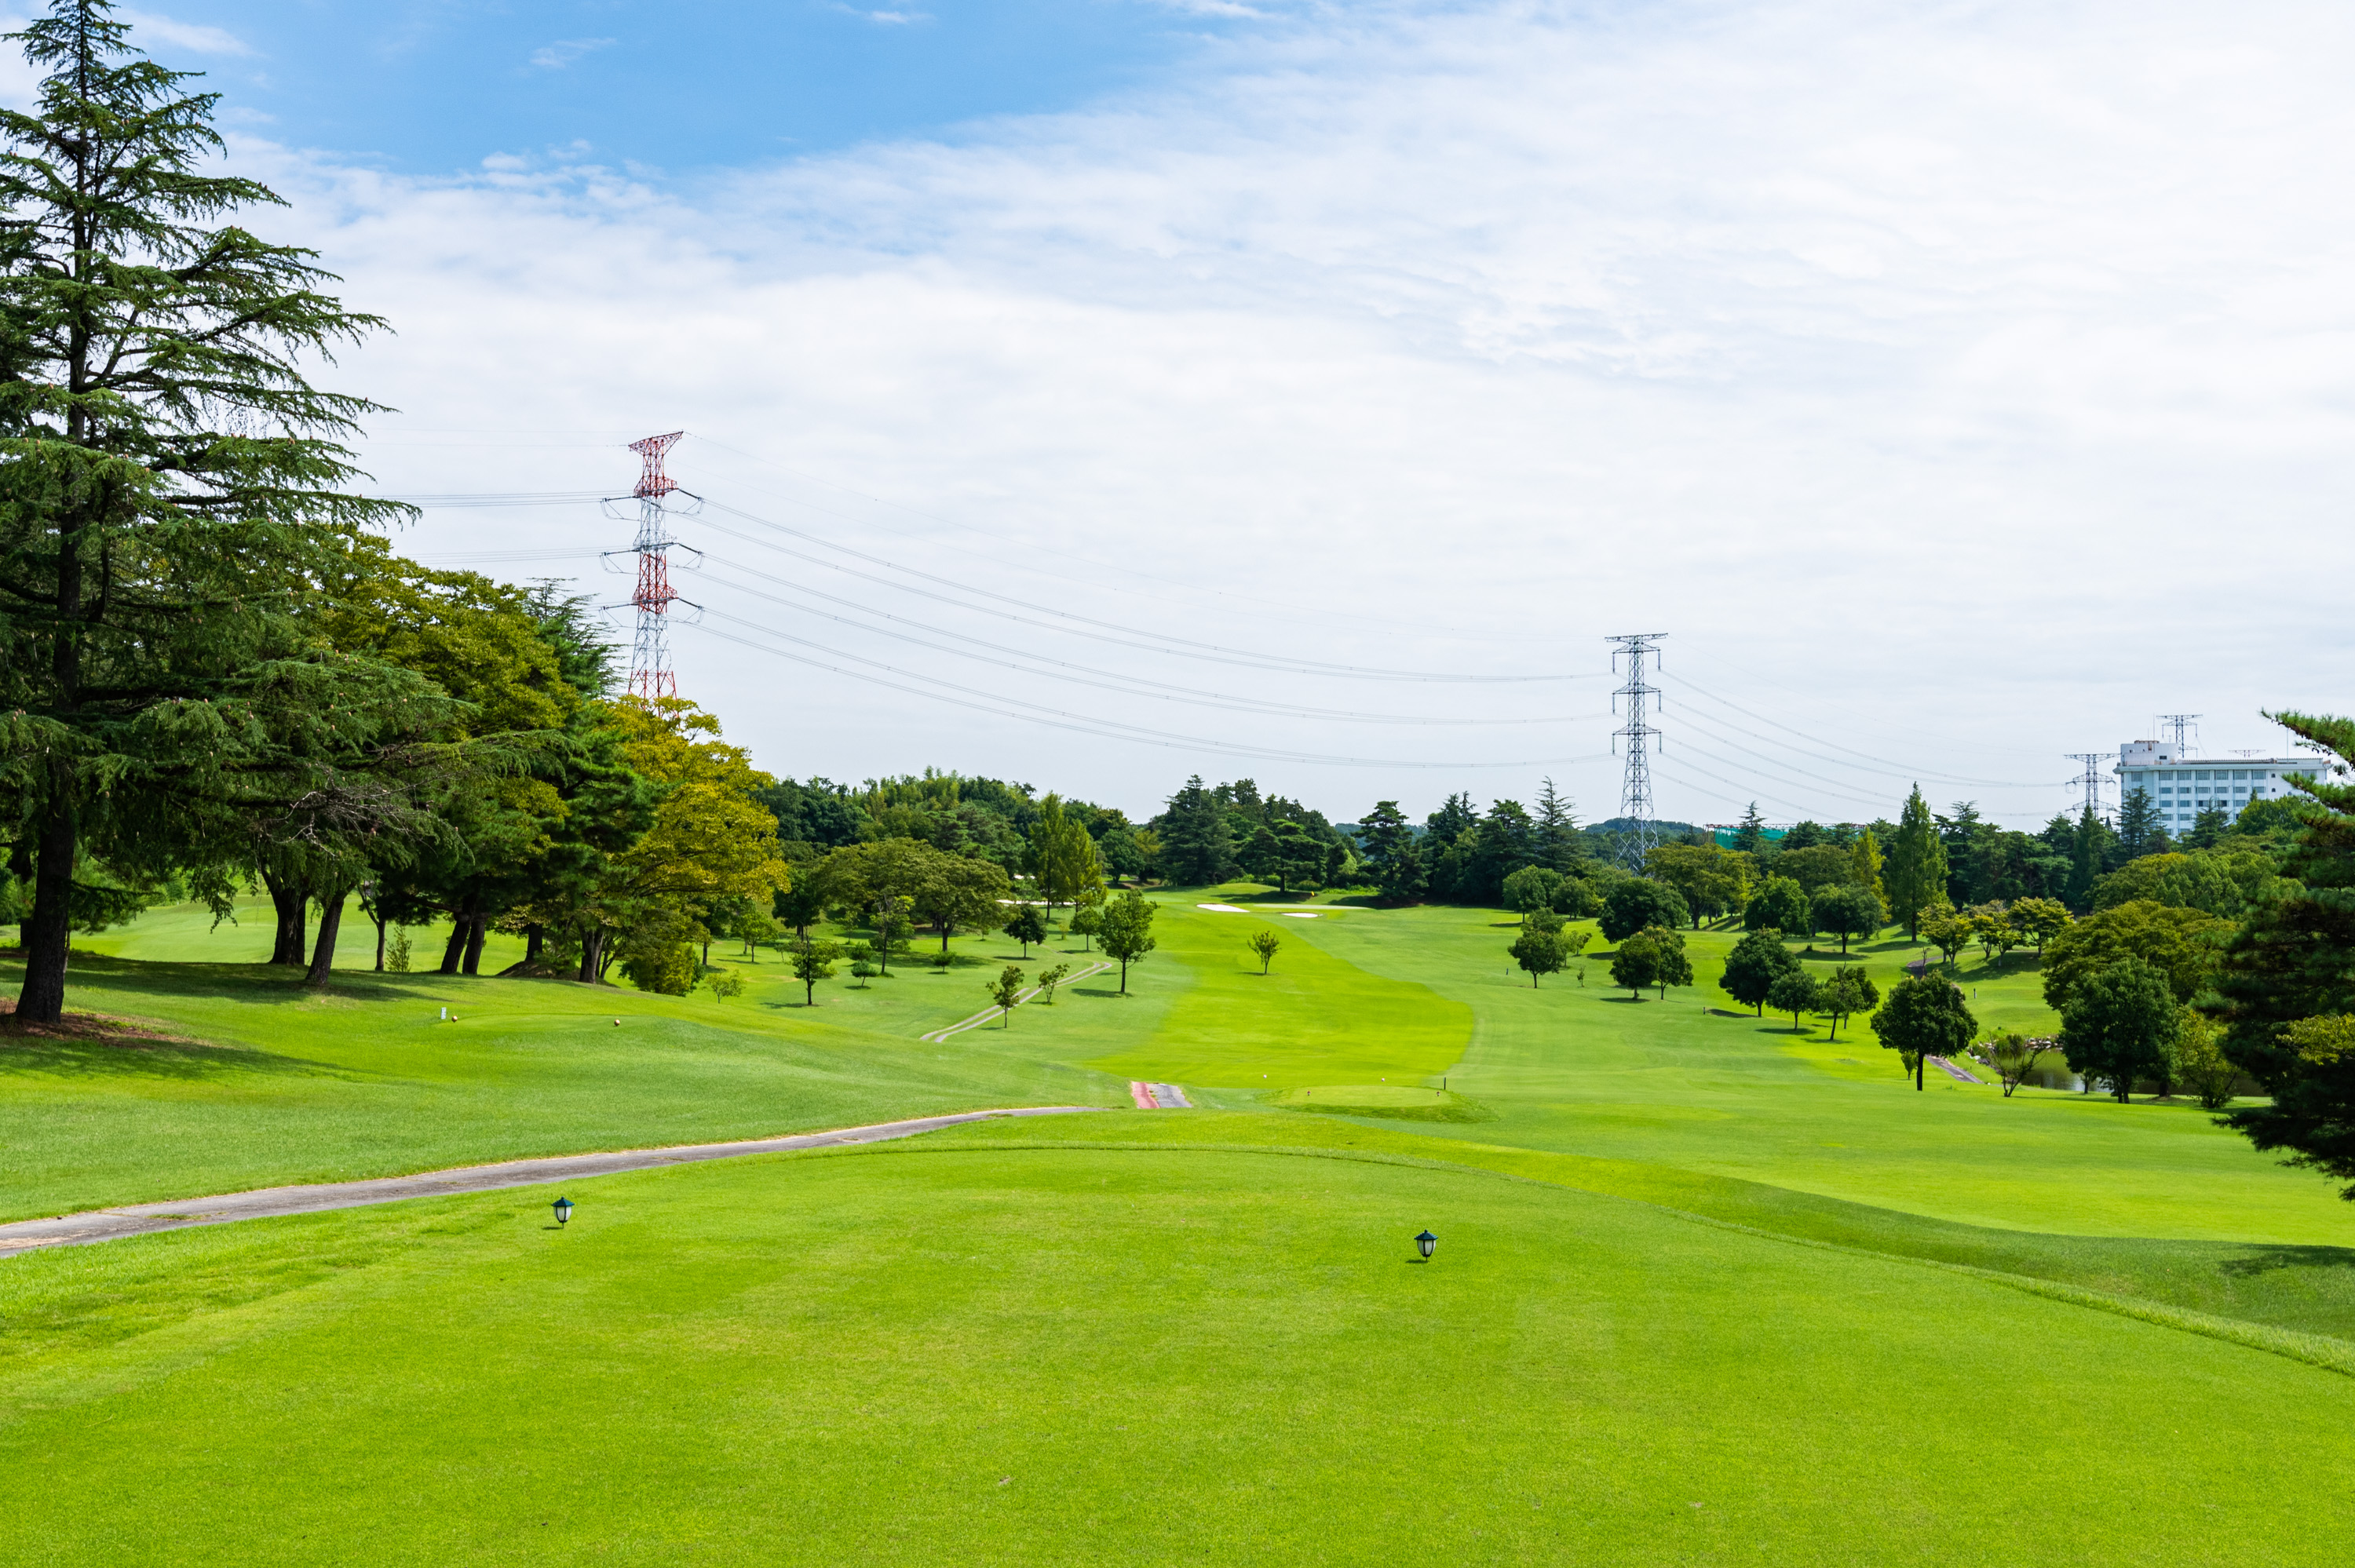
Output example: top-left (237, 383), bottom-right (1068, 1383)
top-left (374, 914), bottom-right (387, 972)
top-left (15, 800), bottom-right (77, 1024)
top-left (1916, 1056), bottom-right (1926, 1091)
top-left (306, 884), bottom-right (354, 987)
top-left (578, 927), bottom-right (603, 984)
top-left (438, 918), bottom-right (468, 975)
top-left (462, 915), bottom-right (487, 975)
top-left (262, 866), bottom-right (309, 965)
top-left (524, 923), bottom-right (543, 965)
top-left (9, 839), bottom-right (35, 953)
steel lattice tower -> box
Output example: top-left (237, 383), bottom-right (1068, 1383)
top-left (1608, 633), bottom-right (1668, 869)
top-left (2156, 713), bottom-right (2200, 757)
top-left (625, 432), bottom-right (686, 698)
top-left (2065, 753), bottom-right (2111, 820)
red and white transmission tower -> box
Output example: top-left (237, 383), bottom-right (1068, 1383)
top-left (614, 431), bottom-right (699, 698)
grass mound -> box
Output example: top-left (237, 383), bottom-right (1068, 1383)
top-left (1266, 1083), bottom-right (1493, 1121)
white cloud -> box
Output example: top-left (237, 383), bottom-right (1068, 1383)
top-left (120, 8), bottom-right (253, 57)
top-left (528, 38), bottom-right (615, 71)
top-left (230, 0), bottom-right (2355, 823)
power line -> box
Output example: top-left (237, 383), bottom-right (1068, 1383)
top-left (1672, 673), bottom-right (2065, 788)
top-left (698, 497), bottom-right (1595, 685)
top-left (692, 552), bottom-right (1602, 727)
top-left (1667, 709), bottom-right (1925, 811)
top-left (685, 613), bottom-right (1612, 771)
top-left (681, 433), bottom-right (1569, 649)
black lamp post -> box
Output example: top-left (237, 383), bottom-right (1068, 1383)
top-left (553, 1196), bottom-right (574, 1227)
top-left (1415, 1229), bottom-right (1437, 1260)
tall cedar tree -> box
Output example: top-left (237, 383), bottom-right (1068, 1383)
top-left (0, 1), bottom-right (428, 1020)
top-left (1356, 800), bottom-right (1425, 903)
top-left (1158, 775), bottom-right (1237, 887)
top-left (1532, 776), bottom-right (1584, 873)
top-left (1883, 786), bottom-right (1948, 937)
top-left (1731, 803), bottom-right (1767, 855)
top-left (2209, 711), bottom-right (2355, 1196)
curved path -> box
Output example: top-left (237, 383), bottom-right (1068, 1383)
top-left (0, 1106), bottom-right (1101, 1256)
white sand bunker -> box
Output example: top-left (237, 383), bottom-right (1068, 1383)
top-left (1283, 912), bottom-right (1324, 918)
top-left (1196, 903), bottom-right (1247, 913)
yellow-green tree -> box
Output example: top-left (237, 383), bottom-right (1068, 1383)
top-left (600, 696), bottom-right (790, 983)
top-left (1028, 793), bottom-right (1102, 911)
top-left (1645, 842), bottom-right (1751, 926)
top-left (1848, 830), bottom-right (1887, 906)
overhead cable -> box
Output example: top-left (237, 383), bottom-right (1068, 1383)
top-left (699, 498), bottom-right (1597, 685)
top-left (1674, 672), bottom-right (2062, 785)
top-left (694, 552), bottom-right (1604, 728)
top-left (680, 436), bottom-right (1568, 649)
top-left (688, 614), bottom-right (1614, 771)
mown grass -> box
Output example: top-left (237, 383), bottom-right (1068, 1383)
top-left (0, 921), bottom-right (1142, 1221)
top-left (4, 1141), bottom-right (2352, 1566)
top-left (1271, 901), bottom-right (2355, 1244)
top-left (1089, 901), bottom-right (1466, 1088)
top-left (8, 884), bottom-right (2355, 1566)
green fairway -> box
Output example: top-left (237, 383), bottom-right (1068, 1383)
top-left (1236, 902), bottom-right (2355, 1245)
top-left (1088, 901), bottom-right (1469, 1088)
top-left (5, 1140), bottom-right (2353, 1566)
top-left (9, 887), bottom-right (2355, 1566)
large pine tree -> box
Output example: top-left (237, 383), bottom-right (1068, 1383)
top-left (0, 1), bottom-right (415, 1020)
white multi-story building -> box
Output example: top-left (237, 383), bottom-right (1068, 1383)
top-left (2113, 741), bottom-right (2320, 830)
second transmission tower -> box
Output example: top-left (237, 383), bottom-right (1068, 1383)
top-left (2065, 752), bottom-right (2112, 821)
top-left (1608, 633), bottom-right (1668, 870)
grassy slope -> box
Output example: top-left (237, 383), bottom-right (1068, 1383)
top-left (8, 889), bottom-right (2355, 1563)
top-left (4, 1142), bottom-right (2351, 1566)
top-left (1266, 901), bottom-right (2353, 1244)
top-left (0, 921), bottom-right (1147, 1221)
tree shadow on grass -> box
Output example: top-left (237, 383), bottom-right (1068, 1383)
top-left (0, 1030), bottom-right (342, 1082)
top-left (42, 954), bottom-right (489, 1010)
top-left (1070, 986), bottom-right (1126, 998)
top-left (2217, 1244), bottom-right (2355, 1278)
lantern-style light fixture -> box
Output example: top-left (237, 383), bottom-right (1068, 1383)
top-left (553, 1197), bottom-right (574, 1227)
top-left (1415, 1230), bottom-right (1437, 1260)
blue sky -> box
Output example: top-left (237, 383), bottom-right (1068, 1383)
top-left (139, 0), bottom-right (1269, 173)
top-left (42, 2), bottom-right (2355, 825)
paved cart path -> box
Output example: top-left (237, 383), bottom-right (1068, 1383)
top-left (0, 1106), bottom-right (1101, 1256)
